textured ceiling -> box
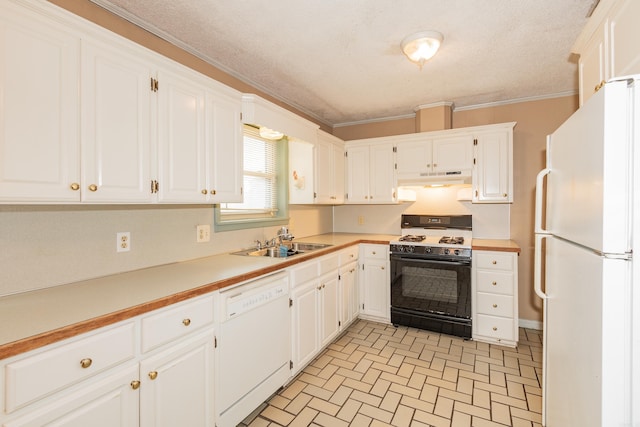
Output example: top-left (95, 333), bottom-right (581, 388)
top-left (90, 0), bottom-right (595, 127)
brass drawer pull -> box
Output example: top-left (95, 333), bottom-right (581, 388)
top-left (492, 260), bottom-right (497, 265)
top-left (70, 182), bottom-right (80, 191)
top-left (182, 318), bottom-right (191, 326)
top-left (130, 380), bottom-right (140, 390)
top-left (492, 327), bottom-right (498, 331)
top-left (148, 371), bottom-right (158, 380)
top-left (492, 304), bottom-right (498, 308)
top-left (201, 189), bottom-right (208, 195)
top-left (492, 281), bottom-right (497, 286)
top-left (80, 358), bottom-right (92, 369)
top-left (88, 184), bottom-right (98, 192)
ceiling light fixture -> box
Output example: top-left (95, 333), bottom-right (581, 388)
top-left (401, 31), bottom-right (443, 69)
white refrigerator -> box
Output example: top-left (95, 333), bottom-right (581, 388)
top-left (534, 76), bottom-right (639, 426)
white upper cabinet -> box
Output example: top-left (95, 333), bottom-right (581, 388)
top-left (396, 135), bottom-right (473, 182)
top-left (574, 0), bottom-right (640, 106)
top-left (345, 142), bottom-right (396, 204)
top-left (315, 130), bottom-right (345, 204)
top-left (81, 37), bottom-right (153, 203)
top-left (472, 124), bottom-right (515, 203)
top-left (0, 0), bottom-right (244, 204)
top-left (156, 66), bottom-right (207, 203)
top-left (0, 2), bottom-right (80, 202)
top-left (207, 91), bottom-right (243, 203)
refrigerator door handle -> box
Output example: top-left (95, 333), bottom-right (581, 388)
top-left (534, 234), bottom-right (548, 299)
top-left (535, 168), bottom-right (551, 234)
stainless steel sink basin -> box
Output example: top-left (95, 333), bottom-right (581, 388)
top-left (232, 242), bottom-right (332, 258)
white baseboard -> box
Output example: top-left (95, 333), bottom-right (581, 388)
top-left (519, 318), bottom-right (543, 330)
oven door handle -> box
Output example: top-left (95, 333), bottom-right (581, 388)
top-left (390, 255), bottom-right (471, 267)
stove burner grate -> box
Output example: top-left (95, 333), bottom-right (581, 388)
top-left (439, 236), bottom-right (465, 245)
top-left (399, 235), bottom-right (426, 242)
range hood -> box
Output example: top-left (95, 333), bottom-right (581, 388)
top-left (397, 170), bottom-right (472, 187)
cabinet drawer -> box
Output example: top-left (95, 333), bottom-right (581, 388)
top-left (318, 253), bottom-right (339, 276)
top-left (476, 292), bottom-right (514, 318)
top-left (4, 322), bottom-right (136, 413)
top-left (476, 270), bottom-right (514, 295)
top-left (475, 252), bottom-right (514, 271)
top-left (339, 246), bottom-right (359, 265)
top-left (361, 245), bottom-right (387, 260)
top-left (476, 314), bottom-right (516, 342)
top-left (289, 260), bottom-right (319, 287)
top-left (141, 295), bottom-right (214, 352)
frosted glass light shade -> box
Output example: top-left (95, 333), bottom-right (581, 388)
top-left (401, 31), bottom-right (443, 68)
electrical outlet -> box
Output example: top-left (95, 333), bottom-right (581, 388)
top-left (196, 225), bottom-right (210, 243)
top-left (357, 216), bottom-right (365, 225)
top-left (117, 232), bottom-right (131, 252)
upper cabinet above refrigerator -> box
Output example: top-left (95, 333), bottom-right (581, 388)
top-left (573, 0), bottom-right (640, 106)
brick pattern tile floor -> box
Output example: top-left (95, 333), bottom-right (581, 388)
top-left (239, 320), bottom-right (543, 427)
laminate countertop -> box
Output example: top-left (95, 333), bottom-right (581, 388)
top-left (0, 234), bottom-right (520, 359)
top-left (0, 233), bottom-right (395, 359)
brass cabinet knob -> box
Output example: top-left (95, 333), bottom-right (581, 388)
top-left (201, 189), bottom-right (207, 195)
top-left (433, 163), bottom-right (438, 168)
top-left (70, 183), bottom-right (80, 191)
top-left (88, 184), bottom-right (98, 192)
top-left (381, 266), bottom-right (385, 270)
top-left (492, 327), bottom-right (498, 331)
top-left (80, 358), bottom-right (92, 369)
top-left (322, 284), bottom-right (326, 289)
top-left (492, 260), bottom-right (497, 265)
top-left (492, 304), bottom-right (498, 308)
top-left (372, 251), bottom-right (376, 255)
top-left (130, 380), bottom-right (141, 390)
top-left (182, 318), bottom-right (191, 326)
top-left (210, 189), bottom-right (217, 195)
top-left (148, 371), bottom-right (158, 380)
top-left (503, 193), bottom-right (508, 198)
top-left (492, 281), bottom-right (497, 286)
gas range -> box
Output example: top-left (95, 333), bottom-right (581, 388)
top-left (390, 214), bottom-right (472, 261)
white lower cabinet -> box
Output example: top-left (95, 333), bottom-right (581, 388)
top-left (290, 253), bottom-right (340, 374)
top-left (340, 260), bottom-right (359, 330)
top-left (139, 329), bottom-right (214, 427)
top-left (472, 250), bottom-right (519, 347)
top-left (359, 244), bottom-right (390, 323)
top-left (1, 295), bottom-right (216, 427)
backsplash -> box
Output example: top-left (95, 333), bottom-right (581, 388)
top-left (0, 204), bottom-right (332, 296)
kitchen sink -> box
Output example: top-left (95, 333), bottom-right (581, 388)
top-left (232, 242), bottom-right (332, 258)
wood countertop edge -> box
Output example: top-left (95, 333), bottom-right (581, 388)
top-left (0, 238), bottom-right (392, 360)
top-left (471, 244), bottom-right (521, 253)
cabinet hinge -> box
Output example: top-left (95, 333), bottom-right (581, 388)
top-left (339, 321), bottom-right (341, 327)
top-left (473, 138), bottom-right (478, 145)
top-left (362, 303), bottom-right (365, 310)
top-left (314, 192), bottom-right (317, 199)
top-left (240, 186), bottom-right (243, 195)
top-left (289, 360), bottom-right (293, 369)
top-left (345, 151), bottom-right (348, 158)
top-left (393, 146), bottom-right (397, 153)
top-left (345, 193), bottom-right (349, 200)
top-left (473, 158), bottom-right (476, 165)
top-left (150, 180), bottom-right (159, 194)
top-left (214, 336), bottom-right (217, 348)
top-left (394, 163), bottom-right (397, 170)
top-left (289, 298), bottom-right (293, 307)
top-left (338, 274), bottom-right (341, 281)
top-left (150, 77), bottom-right (159, 92)
top-left (240, 112), bottom-right (243, 121)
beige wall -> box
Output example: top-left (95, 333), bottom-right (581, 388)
top-left (334, 96), bottom-right (579, 324)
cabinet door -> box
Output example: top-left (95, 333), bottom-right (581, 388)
top-left (207, 91), bottom-right (243, 203)
top-left (332, 143), bottom-right (345, 204)
top-left (156, 67), bottom-right (207, 203)
top-left (0, 5), bottom-right (80, 202)
top-left (396, 140), bottom-right (432, 178)
top-left (473, 131), bottom-right (512, 203)
top-left (314, 138), bottom-right (333, 204)
top-left (340, 261), bottom-right (358, 329)
top-left (291, 281), bottom-right (320, 373)
top-left (81, 38), bottom-right (153, 203)
top-left (345, 145), bottom-right (370, 203)
top-left (578, 19), bottom-right (607, 107)
top-left (369, 144), bottom-right (396, 203)
top-left (4, 365), bottom-right (138, 427)
top-left (139, 330), bottom-right (214, 427)
top-left (320, 273), bottom-right (340, 348)
top-left (432, 135), bottom-right (473, 172)
top-left (361, 259), bottom-right (390, 321)
top-left (609, 0), bottom-right (640, 78)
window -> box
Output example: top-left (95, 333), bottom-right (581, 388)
top-left (214, 125), bottom-right (288, 231)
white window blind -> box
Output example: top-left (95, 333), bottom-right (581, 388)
top-left (220, 126), bottom-right (279, 219)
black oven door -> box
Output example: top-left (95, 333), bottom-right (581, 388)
top-left (390, 254), bottom-right (472, 338)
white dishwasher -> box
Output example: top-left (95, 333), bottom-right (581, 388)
top-left (217, 271), bottom-right (290, 427)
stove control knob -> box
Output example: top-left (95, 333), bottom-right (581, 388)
top-left (444, 248), bottom-right (450, 255)
top-left (425, 247), bottom-right (431, 254)
top-left (454, 249), bottom-right (460, 256)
